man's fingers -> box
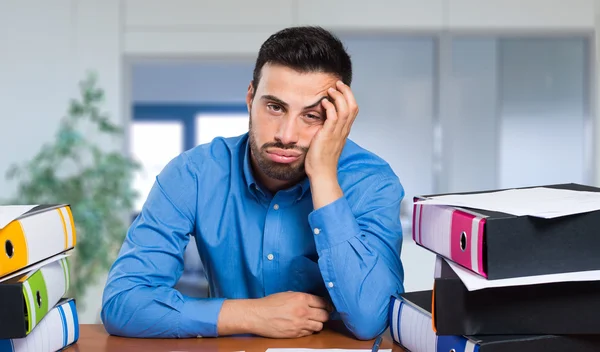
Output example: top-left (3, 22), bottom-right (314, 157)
top-left (327, 87), bottom-right (349, 136)
top-left (299, 329), bottom-right (314, 337)
top-left (308, 307), bottom-right (330, 323)
top-left (305, 320), bottom-right (324, 332)
top-left (305, 294), bottom-right (329, 309)
top-left (335, 81), bottom-right (358, 113)
top-left (321, 98), bottom-right (338, 132)
top-left (327, 87), bottom-right (348, 132)
top-left (335, 80), bottom-right (359, 133)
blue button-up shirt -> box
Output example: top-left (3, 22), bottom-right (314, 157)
top-left (101, 133), bottom-right (405, 340)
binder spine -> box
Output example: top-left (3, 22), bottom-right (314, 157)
top-left (437, 335), bottom-right (480, 352)
top-left (0, 207), bottom-right (76, 278)
top-left (0, 299), bottom-right (79, 352)
top-left (0, 221), bottom-right (28, 277)
top-left (389, 297), bottom-right (401, 345)
top-left (390, 296), bottom-right (437, 352)
top-left (413, 203), bottom-right (487, 277)
top-left (22, 270), bottom-right (47, 335)
top-left (21, 257), bottom-right (69, 334)
top-left (390, 295), bottom-right (479, 352)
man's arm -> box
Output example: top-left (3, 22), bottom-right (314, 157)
top-left (304, 81), bottom-right (404, 340)
top-left (101, 152), bottom-right (226, 338)
top-left (101, 151), bottom-right (331, 338)
top-left (308, 174), bottom-right (404, 340)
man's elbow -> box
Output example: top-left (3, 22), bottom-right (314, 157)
top-left (101, 296), bottom-right (133, 337)
top-left (351, 322), bottom-right (386, 341)
top-left (101, 289), bottom-right (150, 338)
top-left (344, 311), bottom-right (388, 341)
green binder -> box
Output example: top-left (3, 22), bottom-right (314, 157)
top-left (0, 255), bottom-right (70, 338)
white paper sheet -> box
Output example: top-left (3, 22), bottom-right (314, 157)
top-left (0, 205), bottom-right (38, 229)
top-left (415, 187), bottom-right (600, 218)
top-left (265, 350), bottom-right (391, 352)
top-left (445, 258), bottom-right (600, 291)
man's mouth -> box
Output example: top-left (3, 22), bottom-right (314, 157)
top-left (266, 148), bottom-right (301, 164)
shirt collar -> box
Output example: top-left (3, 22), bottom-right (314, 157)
top-left (242, 136), bottom-right (311, 201)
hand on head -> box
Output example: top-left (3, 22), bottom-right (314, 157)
top-left (305, 80), bottom-right (359, 180)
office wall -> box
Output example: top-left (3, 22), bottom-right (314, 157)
top-left (0, 0), bottom-right (597, 322)
top-left (1, 0), bottom-right (74, 199)
top-left (123, 0), bottom-right (595, 56)
top-left (0, 0), bottom-right (122, 197)
top-left (0, 0), bottom-right (122, 324)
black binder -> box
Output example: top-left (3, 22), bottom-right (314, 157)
top-left (393, 290), bottom-right (600, 352)
top-left (414, 183), bottom-right (600, 279)
top-left (433, 257), bottom-right (600, 335)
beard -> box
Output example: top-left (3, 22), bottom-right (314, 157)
top-left (248, 116), bottom-right (309, 182)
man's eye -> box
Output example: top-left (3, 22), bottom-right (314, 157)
top-left (267, 104), bottom-right (282, 112)
top-left (306, 114), bottom-right (320, 119)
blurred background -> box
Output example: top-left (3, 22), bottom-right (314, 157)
top-left (1, 0), bottom-right (598, 324)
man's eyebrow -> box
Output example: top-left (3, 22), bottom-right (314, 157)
top-left (303, 96), bottom-right (328, 110)
top-left (260, 95), bottom-right (327, 110)
top-left (260, 95), bottom-right (288, 108)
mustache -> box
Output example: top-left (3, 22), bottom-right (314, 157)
top-left (261, 141), bottom-right (308, 152)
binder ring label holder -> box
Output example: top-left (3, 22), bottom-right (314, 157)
top-left (5, 239), bottom-right (13, 258)
top-left (459, 231), bottom-right (467, 252)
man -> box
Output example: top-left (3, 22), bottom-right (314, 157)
top-left (101, 26), bottom-right (405, 341)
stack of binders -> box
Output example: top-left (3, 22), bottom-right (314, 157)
top-left (0, 205), bottom-right (79, 352)
top-left (389, 183), bottom-right (600, 351)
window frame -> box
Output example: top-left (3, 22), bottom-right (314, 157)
top-left (130, 103), bottom-right (248, 220)
top-left (133, 103), bottom-right (248, 151)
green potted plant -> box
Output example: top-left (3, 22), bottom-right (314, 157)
top-left (3, 72), bottom-right (141, 309)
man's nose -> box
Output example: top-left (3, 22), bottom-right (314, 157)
top-left (275, 117), bottom-right (299, 145)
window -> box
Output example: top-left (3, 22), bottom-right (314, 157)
top-left (195, 113), bottom-right (249, 145)
top-left (131, 104), bottom-right (248, 213)
top-left (130, 121), bottom-right (183, 212)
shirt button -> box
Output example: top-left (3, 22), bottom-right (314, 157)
top-left (328, 282), bottom-right (334, 288)
top-left (273, 204), bottom-right (279, 210)
top-left (314, 228), bottom-right (320, 235)
top-left (267, 253), bottom-right (274, 261)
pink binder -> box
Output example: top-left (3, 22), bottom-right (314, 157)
top-left (413, 202), bottom-right (487, 278)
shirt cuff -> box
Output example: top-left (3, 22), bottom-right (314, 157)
top-left (308, 196), bottom-right (361, 251)
top-left (179, 297), bottom-right (226, 337)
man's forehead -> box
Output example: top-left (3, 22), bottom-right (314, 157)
top-left (257, 67), bottom-right (336, 101)
top-left (259, 64), bottom-right (337, 86)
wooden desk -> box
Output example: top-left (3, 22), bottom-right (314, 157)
top-left (66, 324), bottom-right (404, 352)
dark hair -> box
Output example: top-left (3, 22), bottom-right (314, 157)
top-left (251, 26), bottom-right (352, 95)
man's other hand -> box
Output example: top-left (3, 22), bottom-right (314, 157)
top-left (217, 291), bottom-right (331, 338)
top-left (251, 291), bottom-right (331, 338)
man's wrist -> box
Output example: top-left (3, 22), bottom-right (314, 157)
top-left (217, 299), bottom-right (257, 336)
top-left (309, 172), bottom-right (343, 210)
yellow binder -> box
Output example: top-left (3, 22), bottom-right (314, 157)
top-left (0, 205), bottom-right (76, 278)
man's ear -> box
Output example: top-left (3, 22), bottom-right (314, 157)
top-left (246, 81), bottom-right (255, 111)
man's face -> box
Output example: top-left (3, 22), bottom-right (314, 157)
top-left (246, 63), bottom-right (339, 183)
